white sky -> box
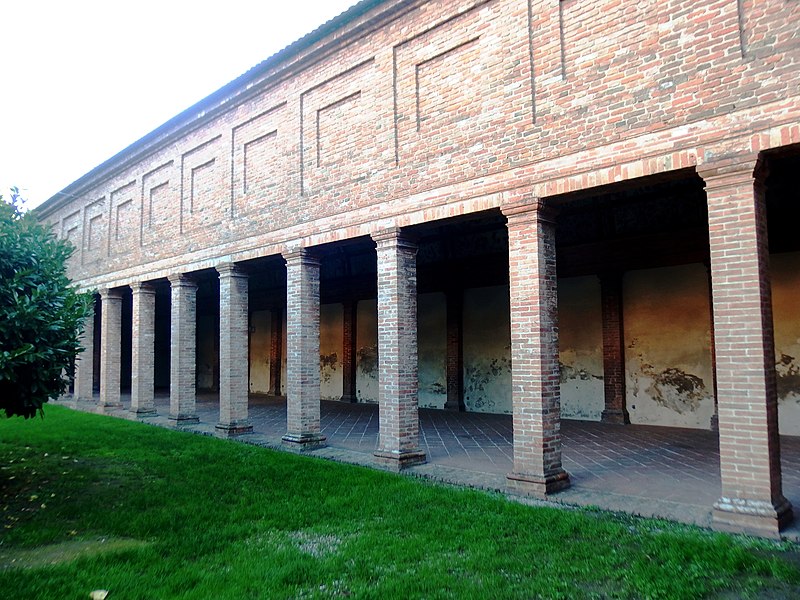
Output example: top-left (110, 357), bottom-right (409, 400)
top-left (0, 0), bottom-right (358, 209)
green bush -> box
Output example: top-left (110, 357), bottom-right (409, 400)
top-left (0, 188), bottom-right (92, 418)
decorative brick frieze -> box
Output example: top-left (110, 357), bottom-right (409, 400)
top-left (502, 197), bottom-right (570, 496)
top-left (599, 272), bottom-right (629, 425)
top-left (372, 228), bottom-right (426, 470)
top-left (216, 263), bottom-right (253, 436)
top-left (168, 274), bottom-right (199, 424)
top-left (74, 297), bottom-right (96, 401)
top-left (699, 156), bottom-right (792, 537)
top-left (99, 288), bottom-right (124, 410)
top-left (282, 249), bottom-right (326, 450)
top-left (130, 282), bottom-right (157, 417)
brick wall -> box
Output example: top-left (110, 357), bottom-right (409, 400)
top-left (39, 0), bottom-right (800, 290)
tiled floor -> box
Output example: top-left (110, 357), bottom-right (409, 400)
top-left (74, 392), bottom-right (800, 534)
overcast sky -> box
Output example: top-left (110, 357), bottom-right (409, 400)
top-left (0, 0), bottom-right (358, 209)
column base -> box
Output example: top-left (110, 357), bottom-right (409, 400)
top-left (97, 402), bottom-right (123, 412)
top-left (340, 394), bottom-right (358, 404)
top-left (373, 449), bottom-right (427, 471)
top-left (507, 469), bottom-right (571, 497)
top-left (712, 496), bottom-right (793, 539)
top-left (132, 408), bottom-right (158, 418)
top-left (215, 422), bottom-right (254, 437)
top-left (709, 412), bottom-right (719, 432)
top-left (443, 400), bottom-right (464, 411)
top-left (282, 433), bottom-right (327, 451)
top-left (600, 408), bottom-right (630, 425)
top-left (169, 414), bottom-right (199, 426)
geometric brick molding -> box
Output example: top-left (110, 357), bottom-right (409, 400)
top-left (599, 272), bottom-right (629, 425)
top-left (130, 282), bottom-right (157, 417)
top-left (372, 228), bottom-right (426, 471)
top-left (700, 156), bottom-right (793, 538)
top-left (502, 197), bottom-right (570, 497)
top-left (74, 297), bottom-right (96, 402)
top-left (216, 264), bottom-right (253, 436)
top-left (168, 274), bottom-right (199, 425)
top-left (281, 249), bottom-right (326, 450)
top-left (98, 287), bottom-right (124, 410)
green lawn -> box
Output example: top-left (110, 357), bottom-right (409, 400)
top-left (0, 406), bottom-right (798, 599)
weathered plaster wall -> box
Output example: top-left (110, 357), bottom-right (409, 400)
top-left (772, 251), bottom-right (800, 435)
top-left (418, 292), bottom-right (447, 409)
top-left (249, 310), bottom-right (271, 394)
top-left (356, 299), bottom-right (378, 403)
top-left (320, 303), bottom-right (343, 401)
top-left (197, 314), bottom-right (218, 391)
top-left (463, 286), bottom-right (512, 414)
top-left (623, 264), bottom-right (715, 429)
top-left (558, 276), bottom-right (604, 421)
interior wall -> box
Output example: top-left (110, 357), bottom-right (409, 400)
top-left (249, 310), bottom-right (271, 394)
top-left (772, 251), bottom-right (800, 435)
top-left (462, 285), bottom-right (512, 414)
top-left (356, 298), bottom-right (378, 402)
top-left (418, 292), bottom-right (447, 409)
top-left (320, 303), bottom-right (343, 400)
top-left (196, 314), bottom-right (218, 391)
top-left (623, 264), bottom-right (715, 429)
top-left (559, 276), bottom-right (604, 420)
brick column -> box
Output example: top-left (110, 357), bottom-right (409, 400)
top-left (99, 288), bottom-right (124, 410)
top-left (502, 198), bottom-right (570, 496)
top-left (341, 300), bottom-right (358, 403)
top-left (168, 274), bottom-right (199, 424)
top-left (268, 308), bottom-right (283, 396)
top-left (700, 156), bottom-right (792, 537)
top-left (373, 228), bottom-right (426, 470)
top-left (444, 288), bottom-right (464, 411)
top-left (282, 249), bottom-right (326, 450)
top-left (599, 272), bottom-right (629, 424)
top-left (74, 298), bottom-right (95, 401)
top-left (217, 264), bottom-right (253, 436)
top-left (130, 283), bottom-right (157, 417)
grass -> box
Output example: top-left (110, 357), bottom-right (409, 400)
top-left (0, 406), bottom-right (798, 599)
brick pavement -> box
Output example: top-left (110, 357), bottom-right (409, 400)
top-left (60, 392), bottom-right (800, 539)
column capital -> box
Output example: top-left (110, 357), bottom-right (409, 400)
top-left (501, 196), bottom-right (558, 224)
top-left (697, 153), bottom-right (767, 188)
top-left (167, 273), bottom-right (197, 289)
top-left (99, 287), bottom-right (124, 300)
top-left (282, 247), bottom-right (321, 267)
top-left (216, 262), bottom-right (248, 279)
top-left (371, 227), bottom-right (417, 250)
top-left (130, 282), bottom-right (156, 296)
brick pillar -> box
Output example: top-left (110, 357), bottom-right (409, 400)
top-left (217, 263), bottom-right (253, 436)
top-left (74, 298), bottom-right (96, 401)
top-left (372, 228), bottom-right (426, 470)
top-left (99, 288), bottom-right (124, 410)
top-left (130, 282), bottom-right (157, 417)
top-left (705, 262), bottom-right (719, 432)
top-left (503, 198), bottom-right (570, 496)
top-left (700, 156), bottom-right (792, 537)
top-left (168, 274), bottom-right (199, 424)
top-left (282, 249), bottom-right (326, 450)
top-left (341, 300), bottom-right (358, 403)
top-left (444, 288), bottom-right (464, 411)
top-left (599, 272), bottom-right (629, 424)
top-left (268, 307), bottom-right (283, 396)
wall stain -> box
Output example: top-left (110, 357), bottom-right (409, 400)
top-left (777, 353), bottom-right (800, 402)
top-left (320, 352), bottom-right (338, 384)
top-left (427, 381), bottom-right (446, 395)
top-left (356, 345), bottom-right (378, 380)
top-left (559, 362), bottom-right (603, 383)
top-left (628, 337), bottom-right (708, 414)
top-left (465, 356), bottom-right (511, 411)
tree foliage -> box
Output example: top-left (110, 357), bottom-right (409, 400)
top-left (0, 188), bottom-right (93, 418)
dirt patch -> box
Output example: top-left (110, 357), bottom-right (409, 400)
top-left (0, 537), bottom-right (149, 570)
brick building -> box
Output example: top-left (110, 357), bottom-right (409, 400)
top-left (38, 0), bottom-right (800, 537)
